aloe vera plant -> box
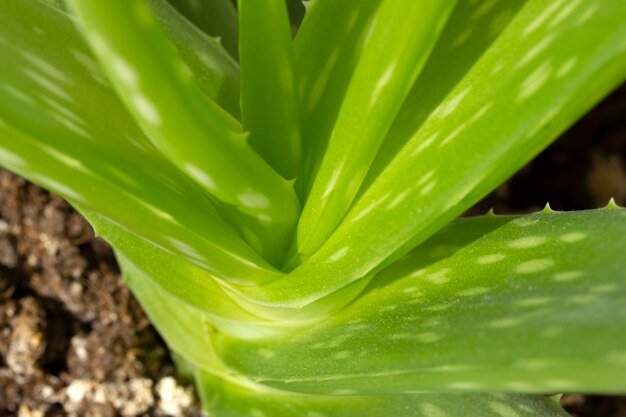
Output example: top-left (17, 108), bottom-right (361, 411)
top-left (1, 0), bottom-right (626, 415)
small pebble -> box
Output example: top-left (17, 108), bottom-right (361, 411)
top-left (156, 376), bottom-right (195, 416)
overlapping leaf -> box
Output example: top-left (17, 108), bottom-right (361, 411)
top-left (83, 208), bottom-right (352, 336)
top-left (167, 0), bottom-right (239, 60)
top-left (1, 1), bottom-right (625, 416)
top-left (0, 0), bottom-right (280, 284)
top-left (150, 0), bottom-right (241, 117)
top-left (234, 0), bottom-right (626, 307)
top-left (361, 0), bottom-right (527, 186)
top-left (36, 0), bottom-right (242, 115)
top-left (68, 0), bottom-right (301, 265)
top-left (84, 206), bottom-right (370, 329)
top-left (214, 209), bottom-right (626, 394)
top-left (290, 0), bottom-right (457, 265)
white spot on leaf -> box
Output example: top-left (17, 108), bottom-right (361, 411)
top-left (559, 232), bottom-right (586, 242)
top-left (111, 55), bottom-right (139, 87)
top-left (238, 191), bottom-right (270, 209)
top-left (515, 258), bottom-right (554, 273)
top-left (517, 62), bottom-right (553, 101)
top-left (327, 246), bottom-right (349, 263)
top-left (508, 236), bottom-right (547, 249)
top-left (476, 253), bottom-right (505, 264)
top-left (132, 93), bottom-right (161, 125)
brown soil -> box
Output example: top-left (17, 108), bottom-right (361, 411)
top-left (0, 83), bottom-right (624, 415)
top-left (0, 173), bottom-right (203, 415)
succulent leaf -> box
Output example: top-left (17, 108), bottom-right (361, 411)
top-left (0, 0), bottom-right (625, 415)
top-left (67, 0), bottom-right (301, 265)
top-left (233, 0), bottom-right (626, 307)
top-left (294, 0), bottom-right (381, 192)
top-left (214, 209), bottom-right (626, 394)
top-left (0, 0), bottom-right (280, 284)
top-left (361, 0), bottom-right (527, 186)
top-left (196, 370), bottom-right (571, 417)
top-left (150, 0), bottom-right (241, 117)
top-left (290, 0), bottom-right (457, 266)
top-left (82, 209), bottom-right (277, 329)
top-left (166, 0), bottom-right (239, 60)
top-left (119, 253), bottom-right (225, 373)
top-left (84, 207), bottom-right (367, 331)
top-left (238, 0), bottom-right (302, 180)
top-left (34, 0), bottom-right (242, 115)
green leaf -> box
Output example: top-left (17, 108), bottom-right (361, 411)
top-left (119, 253), bottom-right (223, 372)
top-left (37, 0), bottom-right (67, 11)
top-left (361, 0), bottom-right (527, 187)
top-left (290, 0), bottom-right (457, 266)
top-left (214, 209), bottom-right (626, 394)
top-left (362, 0), bottom-right (626, 271)
top-left (83, 207), bottom-right (369, 329)
top-left (293, 0), bottom-right (381, 192)
top-left (166, 0), bottom-right (239, 60)
top-left (150, 0), bottom-right (241, 117)
top-left (238, 0), bottom-right (302, 180)
top-left (83, 210), bottom-right (270, 332)
top-left (236, 0), bottom-right (626, 307)
top-left (0, 0), bottom-right (280, 284)
top-left (67, 0), bottom-right (301, 265)
top-left (33, 0), bottom-right (242, 116)
top-left (195, 370), bottom-right (570, 417)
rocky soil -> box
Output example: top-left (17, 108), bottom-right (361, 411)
top-left (0, 171), bottom-right (203, 416)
